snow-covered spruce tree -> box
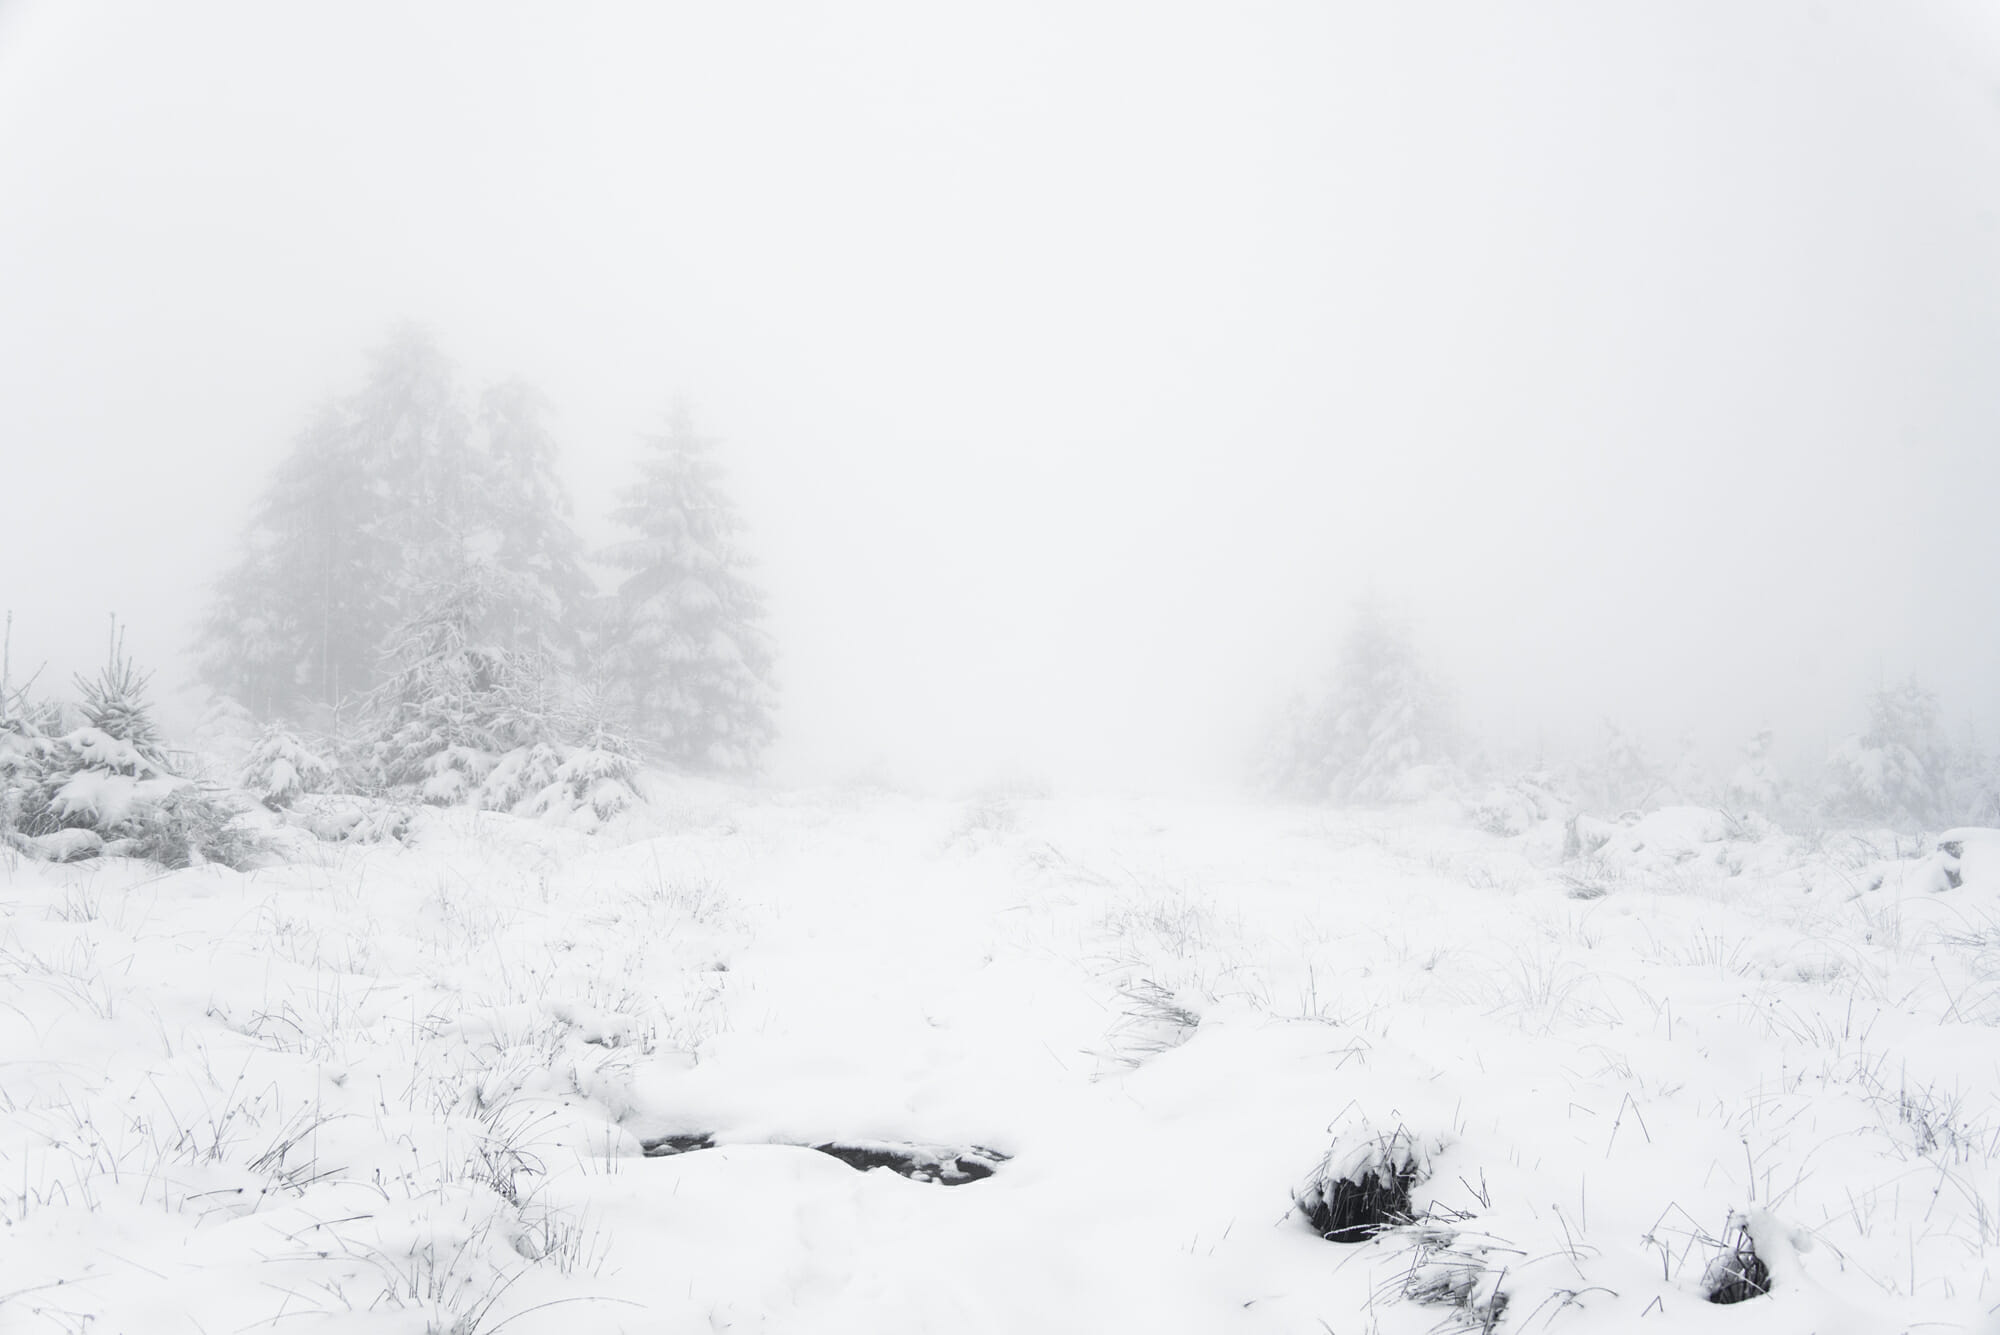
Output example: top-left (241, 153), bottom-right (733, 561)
top-left (532, 705), bottom-right (643, 825)
top-left (600, 405), bottom-right (776, 772)
top-left (199, 326), bottom-right (477, 720)
top-left (241, 724), bottom-right (337, 810)
top-left (1586, 720), bottom-right (1661, 813)
top-left (1947, 732), bottom-right (2000, 827)
top-left (11, 631), bottom-right (257, 867)
top-left (1725, 728), bottom-right (1787, 819)
top-left (477, 378), bottom-right (593, 663)
top-left (364, 563), bottom-right (643, 822)
top-left (367, 565), bottom-right (538, 805)
top-left (1822, 677), bottom-right (1950, 829)
top-left (0, 614), bottom-right (47, 850)
top-left (353, 324), bottom-right (480, 595)
top-left (1263, 602), bottom-right (1454, 803)
top-left (202, 330), bottom-right (603, 730)
top-left (78, 625), bottom-right (168, 768)
top-left (1661, 730), bottom-right (1715, 808)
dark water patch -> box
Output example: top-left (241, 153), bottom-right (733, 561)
top-left (640, 1133), bottom-right (1008, 1184)
top-left (640, 1133), bottom-right (715, 1157)
top-left (810, 1141), bottom-right (1008, 1184)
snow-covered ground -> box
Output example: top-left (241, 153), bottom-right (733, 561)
top-left (4, 785), bottom-right (1998, 1333)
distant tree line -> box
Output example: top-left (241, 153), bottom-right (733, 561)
top-left (198, 325), bottom-right (776, 807)
top-left (1262, 603), bottom-right (2000, 832)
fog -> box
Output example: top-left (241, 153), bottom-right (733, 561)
top-left (3, 0), bottom-right (1997, 793)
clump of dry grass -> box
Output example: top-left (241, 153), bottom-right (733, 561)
top-left (1702, 1217), bottom-right (1771, 1304)
top-left (1376, 1219), bottom-right (1513, 1332)
top-left (1296, 1121), bottom-right (1443, 1243)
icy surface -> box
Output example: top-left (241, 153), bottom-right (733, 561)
top-left (3, 785), bottom-right (1998, 1331)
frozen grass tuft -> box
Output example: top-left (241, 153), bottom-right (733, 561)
top-left (1376, 1221), bottom-right (1514, 1333)
top-left (1296, 1121), bottom-right (1443, 1243)
top-left (1702, 1216), bottom-right (1772, 1304)
top-left (1100, 977), bottom-right (1200, 1070)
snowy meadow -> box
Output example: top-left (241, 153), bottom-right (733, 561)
top-left (7, 3), bottom-right (2000, 1331)
top-left (4, 774), bottom-right (1999, 1333)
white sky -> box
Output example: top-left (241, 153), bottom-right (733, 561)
top-left (2, 1), bottom-right (1998, 791)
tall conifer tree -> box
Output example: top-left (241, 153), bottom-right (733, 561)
top-left (601, 406), bottom-right (776, 772)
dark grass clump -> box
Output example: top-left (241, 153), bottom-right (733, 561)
top-left (1703, 1222), bottom-right (1771, 1304)
top-left (1297, 1123), bottom-right (1438, 1243)
top-left (1305, 1166), bottom-right (1418, 1241)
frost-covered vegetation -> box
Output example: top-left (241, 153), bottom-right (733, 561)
top-left (196, 327), bottom-right (775, 804)
top-left (3, 341), bottom-right (1995, 1330)
top-left (6, 588), bottom-right (2000, 1331)
top-left (1, 621), bottom-right (259, 869)
top-left (5, 778), bottom-right (2000, 1332)
top-left (1264, 602), bottom-right (2000, 837)
top-left (5, 590), bottom-right (1997, 1335)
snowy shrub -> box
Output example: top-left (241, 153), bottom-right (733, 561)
top-left (1725, 728), bottom-right (1787, 819)
top-left (360, 572), bottom-right (645, 828)
top-left (7, 650), bottom-right (175, 844)
top-left (76, 634), bottom-right (168, 767)
top-left (284, 793), bottom-right (414, 845)
top-left (1466, 773), bottom-right (1569, 837)
top-left (532, 736), bottom-right (643, 826)
top-left (1821, 678), bottom-right (1950, 829)
top-left (0, 633), bottom-right (264, 869)
top-left (116, 782), bottom-right (263, 870)
top-left (30, 729), bottom-right (259, 869)
top-left (192, 692), bottom-right (262, 778)
top-left (1659, 731), bottom-right (1717, 808)
top-left (368, 568), bottom-right (546, 802)
top-left (0, 719), bottom-right (46, 853)
top-left (1296, 1121), bottom-right (1446, 1242)
top-left (241, 724), bottom-right (337, 808)
top-left (1263, 603), bottom-right (1458, 803)
top-left (1583, 720), bottom-right (1661, 813)
top-left (479, 740), bottom-right (567, 814)
top-left (1945, 746), bottom-right (2000, 828)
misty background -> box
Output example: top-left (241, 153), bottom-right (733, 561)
top-left (3, 0), bottom-right (1997, 793)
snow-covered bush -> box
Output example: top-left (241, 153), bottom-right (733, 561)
top-left (1465, 771), bottom-right (1570, 837)
top-left (368, 568), bottom-right (544, 804)
top-left (241, 724), bottom-right (337, 809)
top-left (1945, 744), bottom-right (2000, 828)
top-left (532, 733), bottom-right (642, 825)
top-left (118, 781), bottom-right (263, 869)
top-left (1262, 603), bottom-right (1458, 803)
top-left (1821, 678), bottom-right (1950, 829)
top-left (478, 739), bottom-right (567, 813)
top-left (1582, 720), bottom-right (1661, 814)
top-left (1726, 728), bottom-right (1787, 819)
top-left (0, 658), bottom-right (48, 852)
top-left (1659, 731), bottom-right (1717, 808)
top-left (3, 637), bottom-right (261, 868)
top-left (364, 569), bottom-right (643, 826)
top-left (78, 640), bottom-right (167, 766)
